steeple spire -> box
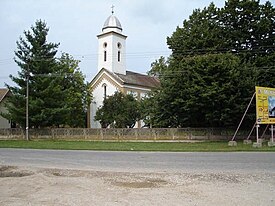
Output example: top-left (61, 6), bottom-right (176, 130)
top-left (97, 9), bottom-right (127, 75)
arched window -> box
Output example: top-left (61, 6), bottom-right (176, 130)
top-left (104, 51), bottom-right (107, 62)
top-left (102, 83), bottom-right (107, 99)
top-left (118, 51), bottom-right (121, 62)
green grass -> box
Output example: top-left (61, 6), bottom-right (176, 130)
top-left (0, 140), bottom-right (275, 152)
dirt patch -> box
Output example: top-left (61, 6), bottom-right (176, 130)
top-left (114, 181), bottom-right (157, 188)
top-left (41, 168), bottom-right (169, 189)
top-left (113, 178), bottom-right (168, 188)
top-left (0, 166), bottom-right (274, 206)
top-left (0, 165), bottom-right (34, 178)
top-left (41, 168), bottom-right (107, 178)
top-left (0, 165), bottom-right (16, 172)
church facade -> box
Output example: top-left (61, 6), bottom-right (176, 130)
top-left (88, 12), bottom-right (159, 128)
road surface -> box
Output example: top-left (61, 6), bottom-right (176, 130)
top-left (1, 149), bottom-right (275, 206)
top-left (0, 148), bottom-right (274, 172)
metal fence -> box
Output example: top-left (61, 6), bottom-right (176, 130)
top-left (0, 127), bottom-right (258, 141)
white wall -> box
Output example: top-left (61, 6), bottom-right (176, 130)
top-left (97, 32), bottom-right (126, 75)
top-left (90, 77), bottom-right (119, 128)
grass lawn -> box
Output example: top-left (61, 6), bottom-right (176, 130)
top-left (0, 140), bottom-right (275, 152)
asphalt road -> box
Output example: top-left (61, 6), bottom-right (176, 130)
top-left (0, 148), bottom-right (275, 173)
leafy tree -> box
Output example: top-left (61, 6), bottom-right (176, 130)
top-left (167, 3), bottom-right (225, 57)
top-left (3, 20), bottom-right (90, 128)
top-left (95, 92), bottom-right (141, 128)
top-left (57, 53), bottom-right (91, 127)
top-left (167, 0), bottom-right (275, 57)
top-left (147, 56), bottom-right (168, 78)
top-left (147, 0), bottom-right (275, 128)
top-left (146, 53), bottom-right (255, 127)
top-left (220, 0), bottom-right (275, 55)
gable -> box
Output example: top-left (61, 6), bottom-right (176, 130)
top-left (90, 68), bottom-right (160, 92)
top-left (90, 69), bottom-right (123, 92)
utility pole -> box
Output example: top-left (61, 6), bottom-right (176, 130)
top-left (26, 65), bottom-right (29, 141)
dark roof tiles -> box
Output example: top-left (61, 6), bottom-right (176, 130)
top-left (115, 71), bottom-right (160, 88)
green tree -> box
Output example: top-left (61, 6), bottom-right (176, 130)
top-left (220, 0), bottom-right (275, 55)
top-left (147, 56), bottom-right (168, 78)
top-left (3, 20), bottom-right (90, 128)
top-left (167, 0), bottom-right (275, 57)
top-left (146, 54), bottom-right (255, 127)
top-left (95, 92), bottom-right (141, 128)
top-left (57, 53), bottom-right (91, 127)
top-left (167, 3), bottom-right (225, 56)
top-left (147, 0), bottom-right (275, 128)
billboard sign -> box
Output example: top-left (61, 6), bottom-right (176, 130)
top-left (256, 86), bottom-right (275, 124)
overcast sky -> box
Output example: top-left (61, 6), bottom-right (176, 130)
top-left (1, 0), bottom-right (272, 87)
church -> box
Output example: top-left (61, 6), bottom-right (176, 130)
top-left (87, 11), bottom-right (160, 128)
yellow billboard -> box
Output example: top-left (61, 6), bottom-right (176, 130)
top-left (256, 86), bottom-right (275, 124)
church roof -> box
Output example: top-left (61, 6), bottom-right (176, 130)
top-left (115, 71), bottom-right (160, 89)
top-left (90, 68), bottom-right (160, 90)
top-left (103, 15), bottom-right (122, 31)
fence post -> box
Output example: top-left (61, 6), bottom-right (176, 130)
top-left (100, 129), bottom-right (103, 140)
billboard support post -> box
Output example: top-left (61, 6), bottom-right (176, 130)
top-left (246, 122), bottom-right (256, 140)
top-left (271, 125), bottom-right (274, 143)
top-left (231, 92), bottom-right (256, 141)
top-left (256, 124), bottom-right (259, 143)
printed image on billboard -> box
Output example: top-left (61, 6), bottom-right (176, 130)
top-left (256, 86), bottom-right (275, 124)
top-left (268, 96), bottom-right (275, 118)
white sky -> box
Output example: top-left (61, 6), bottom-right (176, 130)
top-left (1, 0), bottom-right (272, 87)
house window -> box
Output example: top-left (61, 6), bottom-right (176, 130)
top-left (127, 90), bottom-right (138, 99)
top-left (118, 51), bottom-right (121, 62)
top-left (140, 92), bottom-right (148, 99)
top-left (104, 51), bottom-right (107, 62)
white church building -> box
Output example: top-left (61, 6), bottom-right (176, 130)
top-left (88, 12), bottom-right (160, 128)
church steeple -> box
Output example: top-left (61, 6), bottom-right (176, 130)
top-left (97, 9), bottom-right (127, 75)
top-left (102, 14), bottom-right (122, 33)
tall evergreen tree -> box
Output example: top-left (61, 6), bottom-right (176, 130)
top-left (5, 20), bottom-right (59, 128)
top-left (3, 20), bottom-right (90, 128)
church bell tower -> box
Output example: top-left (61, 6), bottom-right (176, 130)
top-left (97, 9), bottom-right (127, 75)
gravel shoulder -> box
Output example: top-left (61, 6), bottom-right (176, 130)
top-left (0, 165), bottom-right (274, 206)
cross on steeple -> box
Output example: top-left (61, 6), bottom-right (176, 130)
top-left (111, 5), bottom-right (115, 14)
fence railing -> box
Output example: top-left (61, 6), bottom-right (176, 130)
top-left (0, 127), bottom-right (259, 141)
